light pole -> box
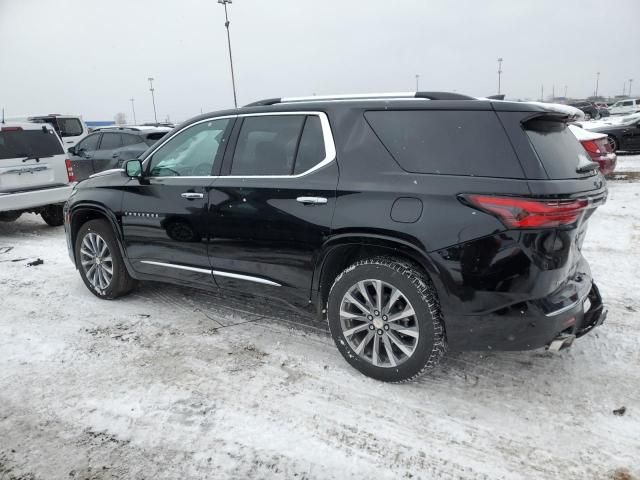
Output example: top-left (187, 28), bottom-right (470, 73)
top-left (415, 74), bottom-right (420, 91)
top-left (218, 0), bottom-right (238, 108)
top-left (148, 77), bottom-right (158, 124)
top-left (629, 78), bottom-right (634, 97)
top-left (622, 81), bottom-right (627, 97)
top-left (497, 58), bottom-right (503, 95)
top-left (130, 98), bottom-right (137, 125)
top-left (564, 85), bottom-right (568, 98)
top-left (594, 71), bottom-right (600, 98)
top-left (540, 84), bottom-right (544, 102)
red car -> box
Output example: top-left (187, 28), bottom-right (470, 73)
top-left (569, 125), bottom-right (617, 175)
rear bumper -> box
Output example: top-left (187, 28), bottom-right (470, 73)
top-left (0, 185), bottom-right (73, 212)
top-left (446, 282), bottom-right (606, 351)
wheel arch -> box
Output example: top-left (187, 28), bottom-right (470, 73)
top-left (313, 234), bottom-right (444, 317)
top-left (69, 203), bottom-right (135, 276)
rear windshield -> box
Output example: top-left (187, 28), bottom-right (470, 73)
top-left (57, 118), bottom-right (83, 137)
top-left (524, 120), bottom-right (594, 179)
top-left (0, 128), bottom-right (64, 160)
top-left (364, 110), bottom-right (524, 178)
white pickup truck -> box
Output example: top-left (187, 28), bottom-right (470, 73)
top-left (0, 122), bottom-right (75, 226)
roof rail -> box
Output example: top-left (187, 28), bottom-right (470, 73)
top-left (243, 91), bottom-right (474, 107)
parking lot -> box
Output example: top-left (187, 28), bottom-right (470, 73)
top-left (0, 157), bottom-right (638, 480)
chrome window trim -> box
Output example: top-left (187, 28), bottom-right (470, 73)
top-left (139, 260), bottom-right (281, 287)
top-left (143, 111), bottom-right (336, 180)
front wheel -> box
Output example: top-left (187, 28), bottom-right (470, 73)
top-left (75, 219), bottom-right (136, 299)
top-left (327, 257), bottom-right (446, 382)
top-left (607, 135), bottom-right (619, 152)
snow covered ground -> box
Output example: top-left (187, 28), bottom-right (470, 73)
top-left (1, 159), bottom-right (639, 480)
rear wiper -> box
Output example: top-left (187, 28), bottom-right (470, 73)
top-left (576, 162), bottom-right (599, 174)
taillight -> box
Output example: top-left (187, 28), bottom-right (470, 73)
top-left (461, 195), bottom-right (590, 229)
top-left (581, 140), bottom-right (601, 155)
top-left (65, 159), bottom-right (75, 182)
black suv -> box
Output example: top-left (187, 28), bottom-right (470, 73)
top-left (64, 92), bottom-right (608, 382)
top-left (68, 127), bottom-right (169, 181)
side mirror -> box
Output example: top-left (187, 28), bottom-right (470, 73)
top-left (125, 159), bottom-right (143, 177)
top-left (68, 146), bottom-right (77, 155)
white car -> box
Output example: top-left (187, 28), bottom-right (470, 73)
top-left (608, 98), bottom-right (640, 116)
top-left (5, 114), bottom-right (88, 148)
top-left (0, 122), bottom-right (75, 225)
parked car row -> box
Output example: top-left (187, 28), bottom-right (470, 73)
top-left (62, 92), bottom-right (609, 382)
top-left (68, 126), bottom-right (170, 181)
top-left (579, 112), bottom-right (640, 152)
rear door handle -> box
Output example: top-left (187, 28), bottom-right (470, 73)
top-left (296, 196), bottom-right (327, 205)
top-left (181, 192), bottom-right (204, 199)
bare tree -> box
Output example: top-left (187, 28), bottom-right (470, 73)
top-left (114, 112), bottom-right (127, 125)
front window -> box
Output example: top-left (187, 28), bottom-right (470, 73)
top-left (148, 119), bottom-right (230, 177)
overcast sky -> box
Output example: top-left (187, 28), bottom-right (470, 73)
top-left (1, 0), bottom-right (638, 123)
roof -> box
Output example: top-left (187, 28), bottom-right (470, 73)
top-left (1, 121), bottom-right (56, 131)
top-left (176, 92), bottom-right (575, 131)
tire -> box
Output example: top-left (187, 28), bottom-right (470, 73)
top-left (40, 204), bottom-right (64, 226)
top-left (0, 211), bottom-right (21, 222)
top-left (327, 256), bottom-right (446, 382)
top-left (607, 135), bottom-right (619, 152)
top-left (75, 219), bottom-right (136, 299)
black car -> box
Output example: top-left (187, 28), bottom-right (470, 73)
top-left (584, 114), bottom-right (640, 152)
top-left (63, 92), bottom-right (608, 382)
top-left (68, 127), bottom-right (169, 181)
top-left (569, 101), bottom-right (608, 120)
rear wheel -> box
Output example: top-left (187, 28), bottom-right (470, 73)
top-left (327, 257), bottom-right (446, 382)
top-left (607, 135), bottom-right (619, 152)
top-left (40, 204), bottom-right (64, 226)
top-left (75, 219), bottom-right (136, 299)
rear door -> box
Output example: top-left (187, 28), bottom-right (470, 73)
top-left (0, 126), bottom-right (67, 193)
top-left (207, 112), bottom-right (338, 303)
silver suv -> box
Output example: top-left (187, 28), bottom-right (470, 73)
top-left (0, 122), bottom-right (75, 226)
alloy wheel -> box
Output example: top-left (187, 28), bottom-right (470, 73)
top-left (80, 232), bottom-right (113, 290)
top-left (339, 279), bottom-right (419, 367)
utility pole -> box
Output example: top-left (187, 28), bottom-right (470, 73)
top-left (564, 85), bottom-right (568, 98)
top-left (552, 84), bottom-right (555, 100)
top-left (129, 98), bottom-right (137, 125)
top-left (415, 74), bottom-right (420, 91)
top-left (594, 71), bottom-right (600, 98)
top-left (629, 78), bottom-right (634, 97)
top-left (540, 84), bottom-right (544, 102)
top-left (622, 81), bottom-right (626, 97)
top-left (218, 0), bottom-right (238, 108)
top-left (148, 77), bottom-right (158, 124)
top-left (497, 58), bottom-right (503, 95)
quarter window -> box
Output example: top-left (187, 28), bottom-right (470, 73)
top-left (121, 134), bottom-right (141, 146)
top-left (149, 119), bottom-right (230, 177)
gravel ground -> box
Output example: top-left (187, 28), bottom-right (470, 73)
top-left (0, 161), bottom-right (639, 480)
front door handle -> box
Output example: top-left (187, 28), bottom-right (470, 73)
top-left (181, 192), bottom-right (204, 199)
top-left (296, 196), bottom-right (327, 205)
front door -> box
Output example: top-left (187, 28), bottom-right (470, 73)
top-left (207, 112), bottom-right (338, 304)
top-left (121, 117), bottom-right (234, 286)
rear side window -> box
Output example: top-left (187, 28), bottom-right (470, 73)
top-left (0, 129), bottom-right (63, 160)
top-left (365, 110), bottom-right (524, 178)
top-left (57, 118), bottom-right (83, 137)
top-left (294, 116), bottom-right (326, 174)
top-left (231, 115), bottom-right (305, 176)
top-left (524, 120), bottom-right (594, 179)
top-left (121, 134), bottom-right (142, 146)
